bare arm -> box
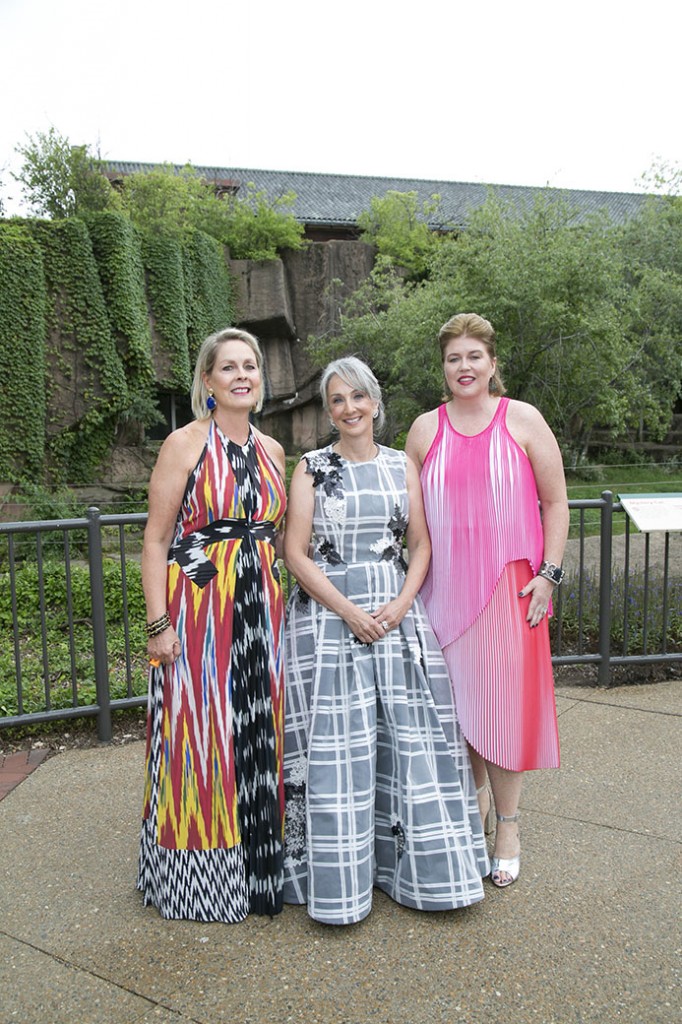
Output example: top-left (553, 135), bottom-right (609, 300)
top-left (405, 410), bottom-right (438, 472)
top-left (142, 425), bottom-right (206, 663)
top-left (283, 460), bottom-right (387, 645)
top-left (508, 402), bottom-right (569, 626)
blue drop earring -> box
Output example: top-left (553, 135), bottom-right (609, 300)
top-left (206, 388), bottom-right (217, 411)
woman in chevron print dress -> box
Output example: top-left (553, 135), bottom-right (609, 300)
top-left (137, 328), bottom-right (287, 922)
top-left (282, 357), bottom-right (488, 925)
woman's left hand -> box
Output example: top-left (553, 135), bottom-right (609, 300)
top-left (518, 575), bottom-right (555, 628)
top-left (371, 597), bottom-right (410, 635)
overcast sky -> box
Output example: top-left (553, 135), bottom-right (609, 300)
top-left (1, 0), bottom-right (678, 213)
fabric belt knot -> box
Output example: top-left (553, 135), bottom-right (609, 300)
top-left (170, 518), bottom-right (276, 588)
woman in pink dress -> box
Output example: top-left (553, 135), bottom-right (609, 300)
top-left (406, 313), bottom-right (569, 888)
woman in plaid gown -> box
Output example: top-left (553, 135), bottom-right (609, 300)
top-left (282, 358), bottom-right (488, 925)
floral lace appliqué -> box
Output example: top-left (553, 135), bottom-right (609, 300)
top-left (317, 538), bottom-right (344, 566)
top-left (284, 757), bottom-right (308, 868)
top-left (323, 495), bottom-right (346, 525)
top-left (392, 819), bottom-right (406, 859)
top-left (306, 450), bottom-right (347, 528)
top-left (370, 504), bottom-right (408, 571)
top-left (305, 451), bottom-right (344, 498)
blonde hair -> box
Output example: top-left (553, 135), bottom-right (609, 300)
top-left (191, 327), bottom-right (264, 419)
top-left (438, 312), bottom-right (506, 396)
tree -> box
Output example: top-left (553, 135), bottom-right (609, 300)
top-left (120, 163), bottom-right (210, 236)
top-left (619, 181), bottom-right (682, 440)
top-left (14, 128), bottom-right (120, 219)
top-left (638, 158), bottom-right (682, 196)
top-left (310, 190), bottom-right (681, 460)
top-left (357, 190), bottom-right (441, 278)
top-left (120, 165), bottom-right (304, 259)
top-left (210, 184), bottom-right (305, 260)
top-left (12, 130), bottom-right (305, 260)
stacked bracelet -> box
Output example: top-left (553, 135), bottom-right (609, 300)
top-left (146, 612), bottom-right (172, 637)
top-left (538, 561), bottom-right (565, 586)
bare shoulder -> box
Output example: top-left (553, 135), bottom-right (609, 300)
top-left (505, 398), bottom-right (552, 446)
top-left (505, 398), bottom-right (546, 427)
top-left (409, 408), bottom-right (440, 435)
top-left (156, 419), bottom-right (210, 472)
top-left (505, 399), bottom-right (565, 480)
top-left (254, 427), bottom-right (286, 477)
top-left (406, 408), bottom-right (440, 464)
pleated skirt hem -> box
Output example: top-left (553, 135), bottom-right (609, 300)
top-left (443, 560), bottom-right (560, 772)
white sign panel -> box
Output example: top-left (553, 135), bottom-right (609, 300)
top-left (618, 493), bottom-right (682, 533)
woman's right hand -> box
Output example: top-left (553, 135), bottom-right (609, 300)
top-left (147, 627), bottom-right (181, 667)
top-left (342, 605), bottom-right (388, 645)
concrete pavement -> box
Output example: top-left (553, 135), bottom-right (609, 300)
top-left (1, 681), bottom-right (680, 1024)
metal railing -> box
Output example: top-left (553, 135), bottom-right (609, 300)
top-left (0, 494), bottom-right (679, 742)
top-left (550, 492), bottom-right (681, 684)
top-left (0, 508), bottom-right (148, 741)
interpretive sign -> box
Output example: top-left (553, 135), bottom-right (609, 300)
top-left (618, 493), bottom-right (682, 533)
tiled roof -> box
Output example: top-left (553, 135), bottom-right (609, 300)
top-left (105, 163), bottom-right (650, 228)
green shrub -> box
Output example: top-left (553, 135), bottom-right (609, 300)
top-left (0, 556), bottom-right (148, 716)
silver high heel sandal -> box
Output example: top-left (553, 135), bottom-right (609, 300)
top-left (476, 784), bottom-right (495, 835)
top-left (490, 812), bottom-right (520, 888)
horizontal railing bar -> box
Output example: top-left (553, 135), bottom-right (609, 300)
top-left (0, 705), bottom-right (100, 729)
top-left (0, 517), bottom-right (89, 535)
top-left (0, 495), bottom-right (679, 734)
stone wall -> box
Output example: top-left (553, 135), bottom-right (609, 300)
top-left (230, 239), bottom-right (376, 454)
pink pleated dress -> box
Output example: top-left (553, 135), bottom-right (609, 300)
top-left (420, 399), bottom-right (560, 772)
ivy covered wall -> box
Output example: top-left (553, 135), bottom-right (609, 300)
top-left (0, 224), bottom-right (47, 479)
top-left (0, 215), bottom-right (234, 483)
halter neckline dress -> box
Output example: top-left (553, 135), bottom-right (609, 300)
top-left (137, 421), bottom-right (287, 921)
top-left (420, 399), bottom-right (560, 772)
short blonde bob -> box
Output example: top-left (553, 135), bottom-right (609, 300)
top-left (191, 327), bottom-right (265, 419)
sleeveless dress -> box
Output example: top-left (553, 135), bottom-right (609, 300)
top-left (420, 399), bottom-right (560, 772)
top-left (283, 445), bottom-right (488, 925)
top-left (137, 421), bottom-right (287, 921)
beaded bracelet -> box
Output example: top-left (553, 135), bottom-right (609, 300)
top-left (146, 612), bottom-right (172, 638)
top-left (538, 561), bottom-right (565, 586)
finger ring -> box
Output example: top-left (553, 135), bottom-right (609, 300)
top-left (382, 620), bottom-right (389, 630)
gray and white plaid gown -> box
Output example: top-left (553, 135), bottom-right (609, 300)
top-left (283, 445), bottom-right (489, 924)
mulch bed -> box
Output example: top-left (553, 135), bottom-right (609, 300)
top-left (0, 708), bottom-right (148, 757)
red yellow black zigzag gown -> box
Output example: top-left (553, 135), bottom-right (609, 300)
top-left (137, 421), bottom-right (286, 921)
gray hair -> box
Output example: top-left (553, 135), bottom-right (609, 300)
top-left (191, 327), bottom-right (264, 419)
top-left (320, 356), bottom-right (386, 433)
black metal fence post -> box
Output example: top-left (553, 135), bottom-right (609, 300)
top-left (87, 507), bottom-right (113, 741)
top-left (598, 491), bottom-right (614, 688)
